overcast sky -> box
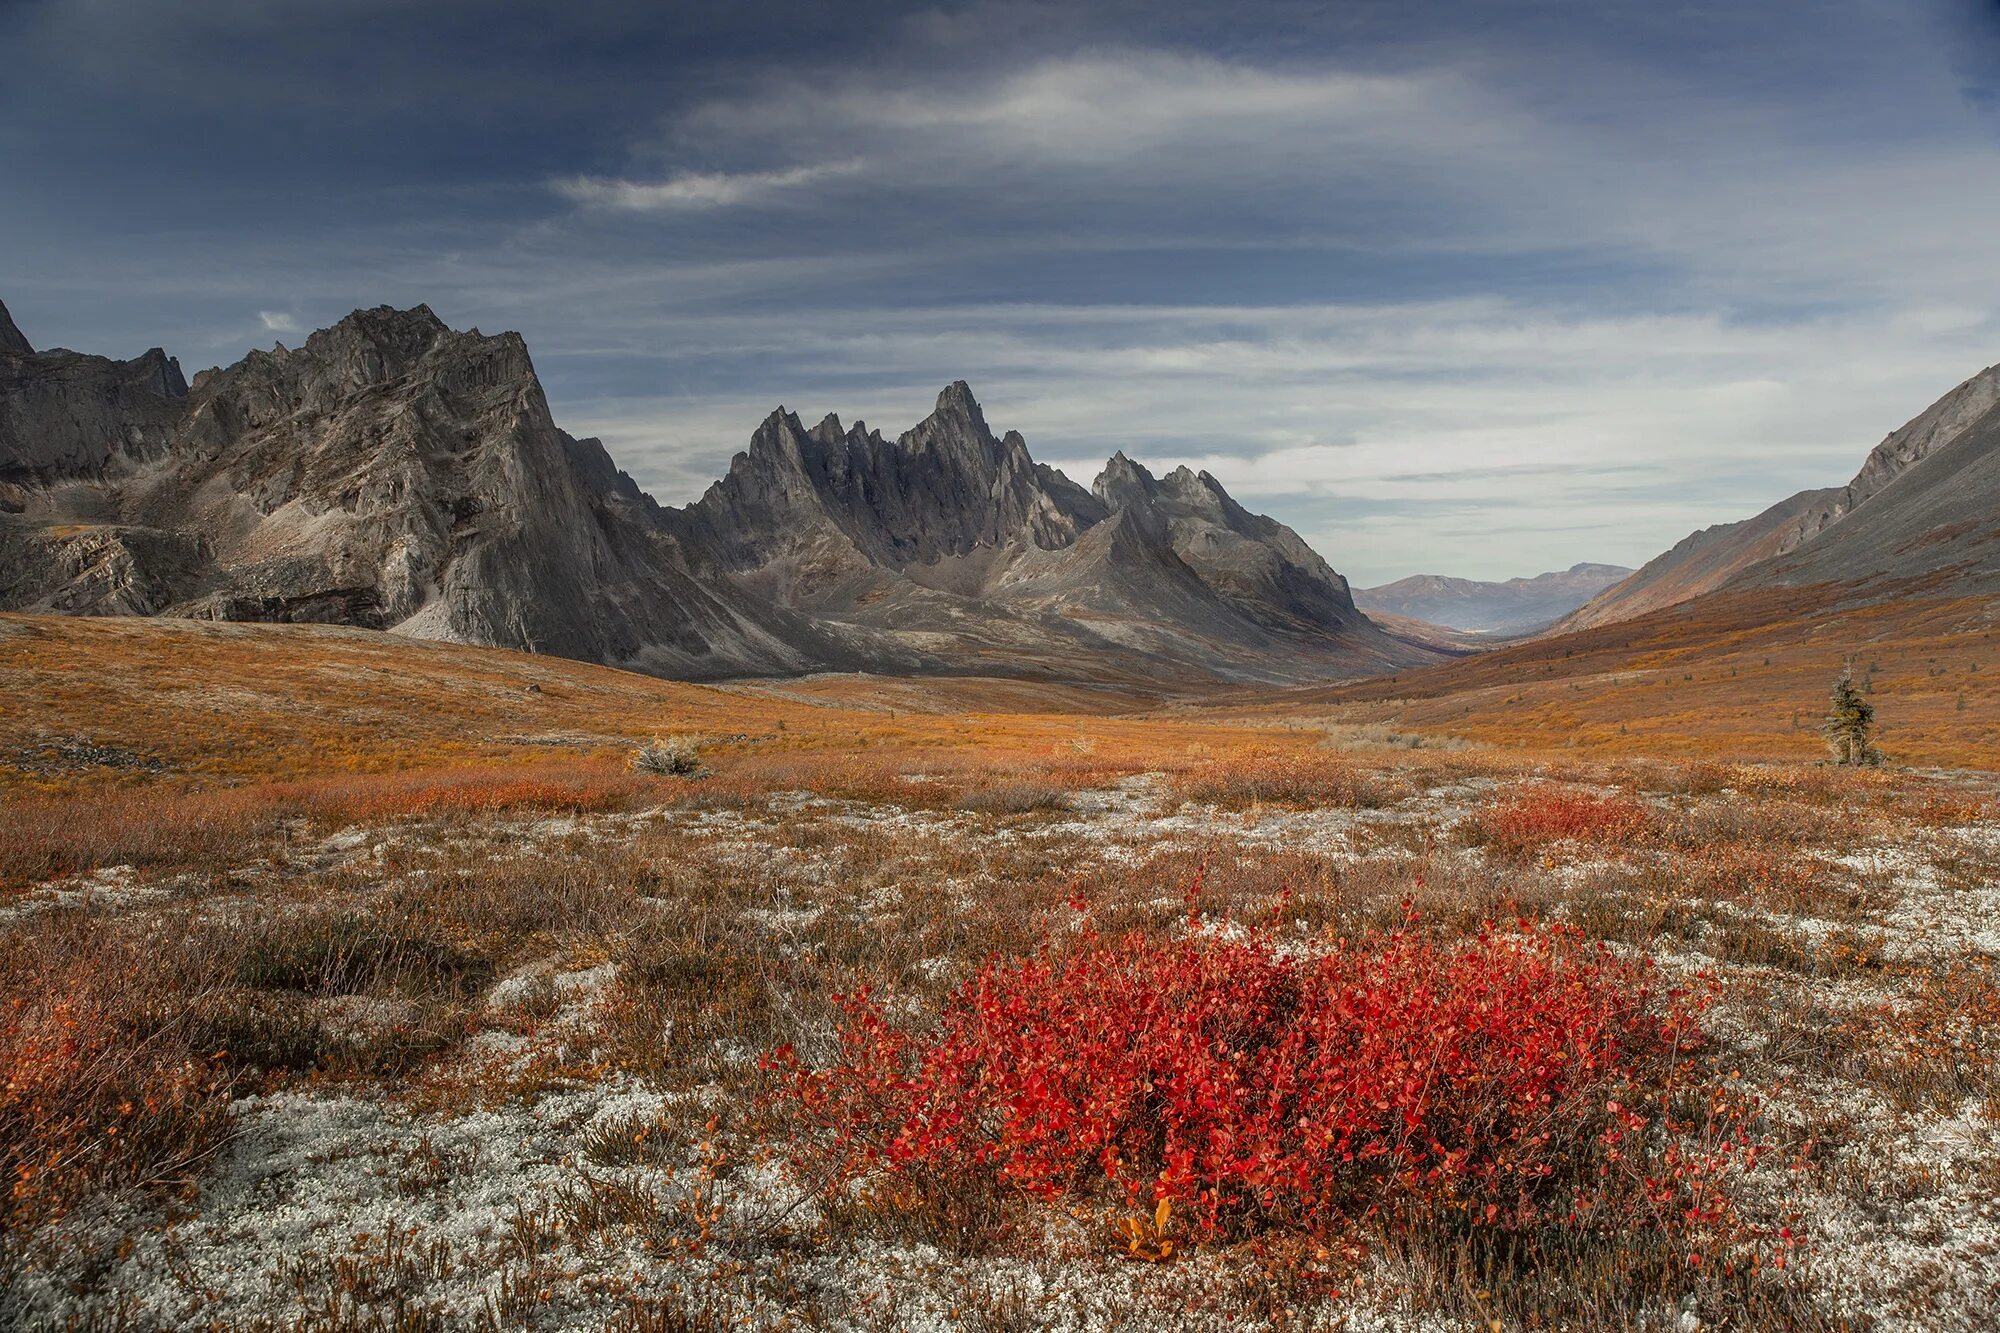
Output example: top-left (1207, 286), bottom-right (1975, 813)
top-left (5, 0), bottom-right (2000, 584)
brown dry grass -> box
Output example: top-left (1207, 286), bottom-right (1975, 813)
top-left (3, 610), bottom-right (1998, 1328)
top-left (1226, 589), bottom-right (2000, 769)
top-left (0, 613), bottom-right (1330, 888)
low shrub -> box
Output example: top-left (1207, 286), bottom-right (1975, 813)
top-left (1171, 753), bottom-right (1389, 810)
top-left (1469, 788), bottom-right (1653, 855)
top-left (0, 943), bottom-right (232, 1238)
top-left (231, 908), bottom-right (492, 998)
top-left (633, 735), bottom-right (701, 777)
top-left (766, 909), bottom-right (1767, 1267)
top-left (956, 778), bottom-right (1070, 815)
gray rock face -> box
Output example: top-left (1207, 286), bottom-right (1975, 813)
top-left (0, 304), bottom-right (836, 678)
top-left (0, 518), bottom-right (208, 616)
top-left (1736, 395), bottom-right (2000, 597)
top-left (1844, 364), bottom-right (2000, 514)
top-left (0, 300), bottom-right (33, 359)
top-left (0, 300), bottom-right (187, 493)
top-left (678, 388), bottom-right (1426, 681)
top-left (1090, 453), bottom-right (1364, 637)
top-left (681, 383), bottom-right (1107, 601)
top-left (0, 299), bottom-right (1430, 685)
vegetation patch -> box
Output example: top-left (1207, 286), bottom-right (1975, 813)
top-left (767, 898), bottom-right (1783, 1295)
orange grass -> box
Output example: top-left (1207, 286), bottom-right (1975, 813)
top-left (1233, 590), bottom-right (2000, 768)
top-left (0, 761), bottom-right (660, 886)
top-left (0, 613), bottom-right (1342, 885)
top-left (0, 614), bottom-right (1308, 796)
top-left (1168, 750), bottom-right (1392, 809)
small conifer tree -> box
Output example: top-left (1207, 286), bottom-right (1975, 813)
top-left (1824, 663), bottom-right (1882, 767)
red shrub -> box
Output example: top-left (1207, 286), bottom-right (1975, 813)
top-left (1473, 788), bottom-right (1653, 855)
top-left (768, 914), bottom-right (1762, 1255)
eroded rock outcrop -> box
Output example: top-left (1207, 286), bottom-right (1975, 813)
top-left (0, 299), bottom-right (188, 492)
top-left (1, 301), bottom-right (1427, 684)
top-left (0, 304), bottom-right (839, 677)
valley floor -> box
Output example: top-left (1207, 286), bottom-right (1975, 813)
top-left (2, 615), bottom-right (1998, 1330)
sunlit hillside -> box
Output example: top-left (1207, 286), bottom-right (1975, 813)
top-left (1244, 589), bottom-right (2000, 771)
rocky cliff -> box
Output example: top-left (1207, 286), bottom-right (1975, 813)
top-left (676, 386), bottom-right (1423, 681)
top-left (0, 299), bottom-right (189, 492)
top-left (1, 304), bottom-right (844, 677)
top-left (0, 301), bottom-right (1428, 685)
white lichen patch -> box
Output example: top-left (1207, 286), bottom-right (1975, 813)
top-left (9, 770), bottom-right (2000, 1330)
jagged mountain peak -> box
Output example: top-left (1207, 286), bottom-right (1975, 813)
top-left (6, 306), bottom-right (1431, 685)
top-left (295, 303), bottom-right (452, 364)
top-left (810, 412), bottom-right (845, 444)
top-left (177, 304), bottom-right (532, 446)
top-left (328, 302), bottom-right (449, 339)
top-left (1093, 450), bottom-right (1156, 507)
top-left (1095, 453), bottom-right (1248, 527)
top-left (933, 378), bottom-right (984, 419)
top-left (2, 298), bottom-right (832, 678)
top-left (0, 297), bottom-right (189, 484)
top-left (0, 298), bottom-right (33, 358)
top-left (897, 378), bottom-right (1006, 466)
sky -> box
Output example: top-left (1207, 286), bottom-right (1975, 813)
top-left (5, 0), bottom-right (2000, 585)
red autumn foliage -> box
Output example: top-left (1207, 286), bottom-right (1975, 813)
top-left (1, 952), bottom-right (230, 1233)
top-left (1473, 788), bottom-right (1654, 855)
top-left (767, 908), bottom-right (1765, 1256)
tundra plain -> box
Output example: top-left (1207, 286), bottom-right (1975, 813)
top-left (3, 614), bottom-right (1997, 1332)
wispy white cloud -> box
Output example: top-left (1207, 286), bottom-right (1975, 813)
top-left (552, 160), bottom-right (863, 211)
top-left (256, 309), bottom-right (300, 334)
top-left (679, 52), bottom-right (1494, 162)
top-left (546, 294), bottom-right (2000, 585)
top-left (512, 25), bottom-right (2000, 582)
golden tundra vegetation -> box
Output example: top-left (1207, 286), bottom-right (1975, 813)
top-left (2, 608), bottom-right (1998, 1331)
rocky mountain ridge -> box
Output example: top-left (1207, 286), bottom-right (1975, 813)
top-left (0, 298), bottom-right (189, 492)
top-left (0, 300), bottom-right (1429, 685)
top-left (1354, 563), bottom-right (1631, 635)
top-left (1559, 363), bottom-right (2000, 632)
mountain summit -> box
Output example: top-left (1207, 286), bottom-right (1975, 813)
top-left (0, 302), bottom-right (1430, 685)
top-left (0, 299), bottom-right (33, 359)
top-left (672, 380), bottom-right (1419, 681)
top-left (2, 303), bottom-right (831, 676)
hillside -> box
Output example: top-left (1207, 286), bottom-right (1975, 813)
top-left (1251, 585), bottom-right (2000, 769)
top-left (1562, 363), bottom-right (2000, 631)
